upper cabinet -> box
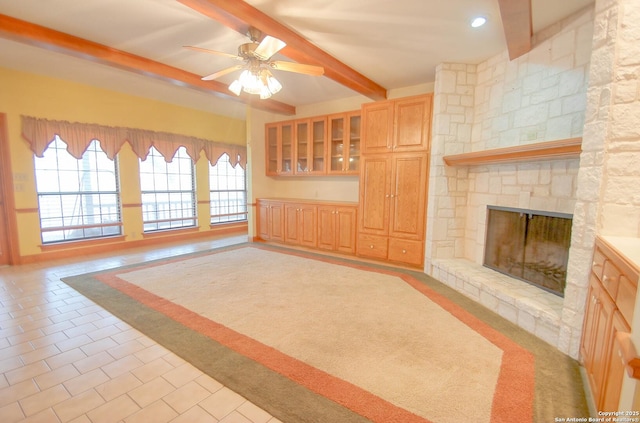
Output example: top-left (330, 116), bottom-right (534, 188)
top-left (362, 94), bottom-right (432, 154)
top-left (265, 111), bottom-right (360, 176)
top-left (328, 111), bottom-right (361, 175)
top-left (265, 121), bottom-right (294, 176)
top-left (295, 117), bottom-right (327, 175)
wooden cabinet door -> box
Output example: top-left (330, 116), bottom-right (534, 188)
top-left (268, 202), bottom-right (284, 242)
top-left (284, 203), bottom-right (300, 244)
top-left (295, 120), bottom-right (310, 175)
top-left (358, 155), bottom-right (392, 236)
top-left (345, 112), bottom-right (361, 174)
top-left (265, 125), bottom-right (279, 176)
top-left (265, 121), bottom-right (294, 175)
top-left (258, 201), bottom-right (270, 240)
top-left (335, 206), bottom-right (356, 254)
top-left (581, 276), bottom-right (601, 372)
top-left (310, 117), bottom-right (327, 174)
top-left (601, 311), bottom-right (631, 411)
top-left (389, 152), bottom-right (428, 240)
top-left (317, 205), bottom-right (336, 251)
top-left (280, 122), bottom-right (294, 175)
top-left (362, 100), bottom-right (393, 155)
top-left (299, 204), bottom-right (318, 247)
top-left (393, 95), bottom-right (432, 152)
top-left (590, 285), bottom-right (616, 406)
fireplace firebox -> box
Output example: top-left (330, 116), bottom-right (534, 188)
top-left (483, 206), bottom-right (573, 297)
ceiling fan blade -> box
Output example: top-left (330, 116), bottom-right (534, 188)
top-left (254, 36), bottom-right (286, 60)
top-left (201, 65), bottom-right (244, 81)
top-left (271, 61), bottom-right (324, 76)
top-left (183, 45), bottom-right (242, 60)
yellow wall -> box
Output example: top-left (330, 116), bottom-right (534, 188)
top-left (0, 67), bottom-right (246, 258)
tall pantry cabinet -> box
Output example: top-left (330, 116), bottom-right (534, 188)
top-left (357, 94), bottom-right (432, 267)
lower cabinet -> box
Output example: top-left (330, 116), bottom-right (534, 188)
top-left (258, 200), bottom-right (284, 242)
top-left (284, 203), bottom-right (317, 247)
top-left (257, 199), bottom-right (357, 255)
top-left (580, 237), bottom-right (639, 411)
top-left (317, 205), bottom-right (357, 254)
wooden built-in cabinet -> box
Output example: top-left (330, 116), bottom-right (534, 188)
top-left (328, 111), bottom-right (361, 175)
top-left (581, 237), bottom-right (639, 411)
top-left (361, 94), bottom-right (432, 155)
top-left (317, 205), bottom-right (357, 254)
top-left (258, 200), bottom-right (284, 242)
top-left (258, 199), bottom-right (357, 255)
top-left (265, 111), bottom-right (360, 176)
top-left (357, 94), bottom-right (432, 267)
top-left (284, 202), bottom-right (317, 247)
top-left (265, 121), bottom-right (294, 176)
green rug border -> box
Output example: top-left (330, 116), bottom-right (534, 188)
top-left (62, 242), bottom-right (589, 422)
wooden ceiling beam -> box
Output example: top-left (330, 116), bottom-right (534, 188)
top-left (0, 14), bottom-right (296, 115)
top-left (497, 0), bottom-right (532, 60)
top-left (178, 0), bottom-right (387, 101)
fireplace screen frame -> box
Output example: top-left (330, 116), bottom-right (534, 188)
top-left (483, 206), bottom-right (573, 297)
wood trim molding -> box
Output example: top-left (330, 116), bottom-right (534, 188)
top-left (0, 14), bottom-right (295, 115)
top-left (177, 0), bottom-right (387, 101)
top-left (497, 0), bottom-right (532, 60)
top-left (616, 332), bottom-right (640, 379)
top-left (442, 138), bottom-right (582, 166)
top-left (122, 203), bottom-right (143, 208)
top-left (15, 208), bottom-right (40, 213)
top-left (0, 113), bottom-right (21, 264)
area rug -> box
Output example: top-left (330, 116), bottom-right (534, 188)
top-left (62, 243), bottom-right (589, 423)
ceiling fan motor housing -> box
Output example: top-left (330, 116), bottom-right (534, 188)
top-left (238, 43), bottom-right (259, 59)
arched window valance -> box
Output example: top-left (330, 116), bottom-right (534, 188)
top-left (21, 115), bottom-right (247, 168)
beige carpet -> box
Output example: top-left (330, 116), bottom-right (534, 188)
top-left (63, 243), bottom-right (589, 423)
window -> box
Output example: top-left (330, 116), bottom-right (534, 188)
top-left (209, 153), bottom-right (247, 224)
top-left (34, 136), bottom-right (121, 243)
top-left (139, 146), bottom-right (196, 232)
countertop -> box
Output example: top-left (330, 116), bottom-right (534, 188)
top-left (602, 236), bottom-right (640, 269)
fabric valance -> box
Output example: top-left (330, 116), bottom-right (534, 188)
top-left (21, 115), bottom-right (247, 168)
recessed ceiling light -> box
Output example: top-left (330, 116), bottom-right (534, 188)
top-left (471, 16), bottom-right (487, 28)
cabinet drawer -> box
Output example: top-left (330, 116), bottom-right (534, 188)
top-left (592, 247), bottom-right (606, 281)
top-left (357, 234), bottom-right (388, 259)
top-left (388, 238), bottom-right (424, 266)
top-left (616, 274), bottom-right (637, 324)
top-left (602, 260), bottom-right (622, 299)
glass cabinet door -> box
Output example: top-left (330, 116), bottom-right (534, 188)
top-left (329, 115), bottom-right (345, 173)
top-left (311, 117), bottom-right (326, 173)
top-left (296, 120), bottom-right (309, 173)
top-left (280, 122), bottom-right (293, 175)
top-left (347, 113), bottom-right (361, 173)
top-left (265, 124), bottom-right (278, 175)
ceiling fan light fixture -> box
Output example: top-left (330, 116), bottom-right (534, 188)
top-left (229, 79), bottom-right (242, 96)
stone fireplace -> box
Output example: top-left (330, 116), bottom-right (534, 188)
top-left (483, 206), bottom-right (572, 297)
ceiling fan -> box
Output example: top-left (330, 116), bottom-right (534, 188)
top-left (185, 28), bottom-right (324, 99)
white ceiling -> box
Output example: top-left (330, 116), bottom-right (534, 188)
top-left (0, 0), bottom-right (593, 119)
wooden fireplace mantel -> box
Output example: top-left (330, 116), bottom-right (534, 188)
top-left (442, 138), bottom-right (582, 166)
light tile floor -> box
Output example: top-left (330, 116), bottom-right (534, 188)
top-left (0, 235), bottom-right (284, 423)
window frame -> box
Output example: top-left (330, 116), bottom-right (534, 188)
top-left (139, 146), bottom-right (197, 232)
top-left (34, 136), bottom-right (122, 244)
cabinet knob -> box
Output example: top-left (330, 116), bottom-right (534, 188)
top-left (402, 249), bottom-right (407, 254)
top-left (370, 244), bottom-right (374, 249)
top-left (592, 261), bottom-right (596, 267)
top-left (603, 275), bottom-right (608, 282)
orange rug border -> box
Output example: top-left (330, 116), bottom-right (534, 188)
top-left (94, 244), bottom-right (534, 423)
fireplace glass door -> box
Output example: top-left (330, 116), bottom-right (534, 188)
top-left (484, 207), bottom-right (572, 296)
